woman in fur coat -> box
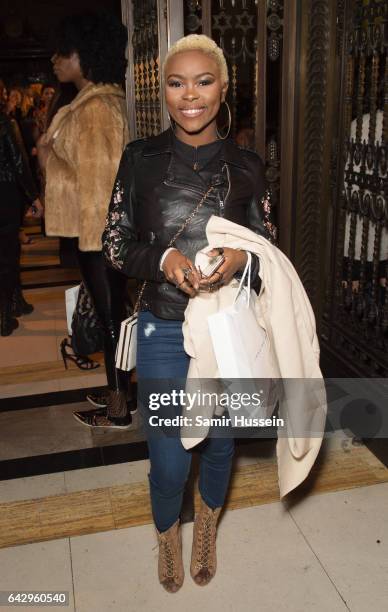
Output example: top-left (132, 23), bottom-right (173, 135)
top-left (40, 12), bottom-right (132, 428)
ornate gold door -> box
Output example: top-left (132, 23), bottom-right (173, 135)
top-left (121, 0), bottom-right (283, 242)
top-left (183, 0), bottom-right (283, 239)
top-left (121, 0), bottom-right (184, 138)
top-left (321, 0), bottom-right (387, 376)
top-left (121, 0), bottom-right (388, 377)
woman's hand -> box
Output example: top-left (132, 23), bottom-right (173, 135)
top-left (199, 247), bottom-right (247, 291)
top-left (162, 250), bottom-right (201, 297)
top-left (25, 198), bottom-right (44, 219)
top-left (32, 198), bottom-right (44, 218)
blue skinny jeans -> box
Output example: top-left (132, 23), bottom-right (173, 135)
top-left (137, 310), bottom-right (235, 532)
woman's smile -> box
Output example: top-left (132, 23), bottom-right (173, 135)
top-left (179, 106), bottom-right (206, 118)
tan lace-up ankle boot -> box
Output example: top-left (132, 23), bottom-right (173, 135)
top-left (190, 497), bottom-right (222, 586)
top-left (156, 518), bottom-right (184, 593)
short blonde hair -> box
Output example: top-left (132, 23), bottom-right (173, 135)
top-left (163, 34), bottom-right (229, 85)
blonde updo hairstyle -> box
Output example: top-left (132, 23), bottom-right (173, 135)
top-left (162, 34), bottom-right (229, 87)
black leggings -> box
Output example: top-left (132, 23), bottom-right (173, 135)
top-left (0, 226), bottom-right (20, 300)
top-left (77, 249), bottom-right (128, 393)
top-left (0, 182), bottom-right (23, 301)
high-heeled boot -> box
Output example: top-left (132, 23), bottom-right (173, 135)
top-left (190, 497), bottom-right (222, 586)
top-left (1, 297), bottom-right (19, 337)
top-left (156, 518), bottom-right (184, 593)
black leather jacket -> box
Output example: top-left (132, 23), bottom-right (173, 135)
top-left (102, 128), bottom-right (268, 320)
top-left (0, 112), bottom-right (37, 202)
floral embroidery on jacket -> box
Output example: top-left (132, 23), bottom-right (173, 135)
top-left (102, 180), bottom-right (126, 270)
top-left (261, 189), bottom-right (278, 244)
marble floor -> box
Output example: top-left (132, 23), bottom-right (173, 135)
top-left (0, 476), bottom-right (387, 612)
top-left (0, 401), bottom-right (145, 461)
top-left (0, 235), bottom-right (120, 471)
top-left (0, 234), bottom-right (136, 399)
top-left (0, 286), bottom-right (67, 370)
top-left (1, 234), bottom-right (387, 611)
top-left (1, 236), bottom-right (97, 398)
top-left (0, 285), bottom-right (105, 397)
top-left (19, 235), bottom-right (60, 269)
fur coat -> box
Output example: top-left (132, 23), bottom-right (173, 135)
top-left (43, 83), bottom-right (129, 251)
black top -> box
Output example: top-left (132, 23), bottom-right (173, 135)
top-left (170, 133), bottom-right (228, 212)
top-left (172, 133), bottom-right (223, 173)
top-left (102, 128), bottom-right (268, 320)
top-left (172, 132), bottom-right (260, 279)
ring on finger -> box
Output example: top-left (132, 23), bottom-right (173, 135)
top-left (181, 267), bottom-right (193, 279)
top-left (214, 270), bottom-right (223, 282)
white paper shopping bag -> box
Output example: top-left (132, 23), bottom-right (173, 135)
top-left (207, 253), bottom-right (270, 378)
top-left (65, 285), bottom-right (80, 335)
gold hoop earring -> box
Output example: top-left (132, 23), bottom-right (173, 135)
top-left (216, 100), bottom-right (231, 140)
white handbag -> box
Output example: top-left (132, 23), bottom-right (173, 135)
top-left (207, 253), bottom-right (270, 378)
top-left (115, 312), bottom-right (138, 372)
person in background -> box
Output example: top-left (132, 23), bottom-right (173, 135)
top-left (10, 115), bottom-right (42, 311)
top-left (0, 109), bottom-right (43, 335)
top-left (6, 85), bottom-right (38, 246)
top-left (37, 81), bottom-right (98, 369)
top-left (1, 79), bottom-right (43, 314)
top-left (41, 83), bottom-right (79, 268)
top-left (20, 86), bottom-right (35, 120)
top-left (33, 84), bottom-right (56, 138)
top-left (0, 80), bottom-right (7, 108)
top-left (39, 11), bottom-right (133, 428)
top-left (6, 87), bottom-right (23, 124)
top-left (19, 87), bottom-right (40, 175)
top-left (41, 84), bottom-right (55, 106)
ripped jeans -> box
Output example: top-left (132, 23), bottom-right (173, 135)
top-left (136, 310), bottom-right (235, 532)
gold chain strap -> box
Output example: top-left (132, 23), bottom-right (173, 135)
top-left (133, 186), bottom-right (215, 313)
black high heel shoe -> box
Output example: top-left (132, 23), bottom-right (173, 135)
top-left (60, 338), bottom-right (100, 370)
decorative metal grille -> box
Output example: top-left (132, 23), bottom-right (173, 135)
top-left (183, 1), bottom-right (283, 148)
top-left (264, 0), bottom-right (283, 236)
top-left (184, 0), bottom-right (203, 33)
top-left (183, 0), bottom-right (281, 242)
top-left (132, 0), bottom-right (162, 137)
top-left (326, 0), bottom-right (387, 375)
top-left (210, 0), bottom-right (260, 141)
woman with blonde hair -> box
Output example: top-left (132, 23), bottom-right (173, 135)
top-left (103, 34), bottom-right (269, 591)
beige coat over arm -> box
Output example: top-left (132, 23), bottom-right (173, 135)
top-left (181, 215), bottom-right (327, 499)
top-left (43, 82), bottom-right (129, 251)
